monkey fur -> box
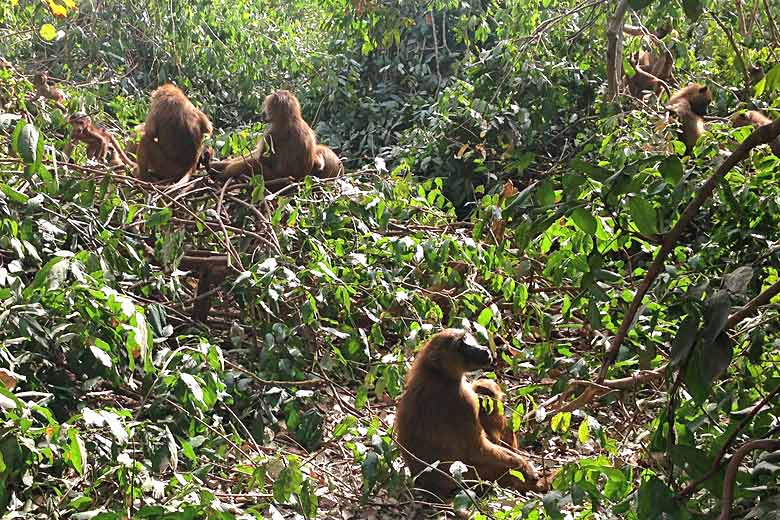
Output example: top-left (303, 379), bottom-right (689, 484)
top-left (395, 329), bottom-right (549, 499)
top-left (135, 84), bottom-right (213, 185)
top-left (732, 110), bottom-right (780, 156)
top-left (667, 83), bottom-right (712, 154)
top-left (210, 90), bottom-right (318, 182)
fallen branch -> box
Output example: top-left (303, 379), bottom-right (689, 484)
top-left (719, 438), bottom-right (780, 520)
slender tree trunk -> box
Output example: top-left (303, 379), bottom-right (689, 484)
top-left (606, 0), bottom-right (631, 101)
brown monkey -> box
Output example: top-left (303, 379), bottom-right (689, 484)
top-left (180, 253), bottom-right (228, 323)
top-left (748, 65), bottom-right (764, 86)
top-left (135, 84), bottom-right (213, 185)
top-left (472, 379), bottom-right (518, 450)
top-left (395, 329), bottom-right (547, 499)
top-left (626, 49), bottom-right (673, 98)
top-left (732, 110), bottom-right (780, 156)
top-left (667, 83), bottom-right (712, 154)
top-left (211, 90), bottom-right (317, 181)
top-left (312, 144), bottom-right (343, 178)
top-left (31, 72), bottom-right (66, 106)
top-left (64, 113), bottom-right (135, 168)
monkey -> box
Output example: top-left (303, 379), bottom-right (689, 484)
top-left (31, 72), bottom-right (66, 107)
top-left (312, 144), bottom-right (343, 178)
top-left (135, 84), bottom-right (213, 186)
top-left (626, 49), bottom-right (674, 98)
top-left (210, 90), bottom-right (317, 182)
top-left (395, 329), bottom-right (549, 499)
top-left (732, 110), bottom-right (780, 156)
top-left (748, 65), bottom-right (764, 86)
top-left (64, 113), bottom-right (135, 168)
top-left (199, 146), bottom-right (215, 172)
top-left (179, 253), bottom-right (228, 323)
top-left (472, 379), bottom-right (518, 450)
top-left (666, 83), bottom-right (712, 154)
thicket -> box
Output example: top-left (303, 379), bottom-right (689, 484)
top-left (0, 0), bottom-right (779, 518)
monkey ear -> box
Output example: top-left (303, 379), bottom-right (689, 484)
top-left (699, 85), bottom-right (708, 93)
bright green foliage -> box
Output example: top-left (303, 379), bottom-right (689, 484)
top-left (1, 0), bottom-right (780, 518)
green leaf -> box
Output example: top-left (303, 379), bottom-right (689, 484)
top-left (0, 183), bottom-right (29, 204)
top-left (68, 428), bottom-right (86, 476)
top-left (669, 315), bottom-right (699, 368)
top-left (299, 479), bottom-right (318, 517)
top-left (637, 477), bottom-right (681, 519)
top-left (536, 179), bottom-right (555, 207)
top-left (361, 451), bottom-right (380, 494)
top-left (551, 411), bottom-right (571, 433)
top-left (628, 196), bottom-right (658, 235)
top-left (765, 64), bottom-right (780, 93)
top-left (670, 444), bottom-right (723, 496)
top-left (273, 456), bottom-right (303, 502)
top-left (629, 0), bottom-right (654, 9)
top-left (17, 123), bottom-right (40, 164)
top-left (682, 0), bottom-right (703, 21)
top-left (570, 159), bottom-right (611, 182)
top-left (477, 306), bottom-right (493, 327)
top-left (660, 156), bottom-right (683, 185)
top-left (701, 291), bottom-right (731, 344)
top-left (578, 417), bottom-right (590, 444)
top-left (39, 24), bottom-right (58, 41)
top-left (570, 207), bottom-right (597, 235)
top-left (332, 416), bottom-right (357, 440)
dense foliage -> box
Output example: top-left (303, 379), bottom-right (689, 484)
top-left (1, 0), bottom-right (779, 518)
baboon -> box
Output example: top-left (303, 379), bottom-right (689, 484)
top-left (210, 90), bottom-right (317, 182)
top-left (626, 49), bottom-right (673, 97)
top-left (31, 72), bottom-right (66, 106)
top-left (667, 83), bottom-right (712, 154)
top-left (395, 329), bottom-right (548, 499)
top-left (472, 379), bottom-right (518, 450)
top-left (732, 110), bottom-right (780, 156)
top-left (64, 113), bottom-right (135, 168)
top-left (135, 84), bottom-right (213, 185)
top-left (312, 144), bottom-right (343, 178)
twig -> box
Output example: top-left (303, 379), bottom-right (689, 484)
top-left (223, 359), bottom-right (325, 387)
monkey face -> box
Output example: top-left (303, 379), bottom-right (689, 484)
top-left (441, 329), bottom-right (492, 370)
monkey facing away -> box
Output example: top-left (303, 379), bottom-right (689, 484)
top-left (31, 72), bottom-right (66, 108)
top-left (395, 329), bottom-right (549, 499)
top-left (472, 378), bottom-right (518, 450)
top-left (667, 83), bottom-right (712, 154)
top-left (732, 110), bottom-right (780, 156)
top-left (65, 113), bottom-right (135, 168)
top-left (626, 49), bottom-right (674, 98)
top-left (210, 90), bottom-right (317, 181)
top-left (135, 84), bottom-right (213, 185)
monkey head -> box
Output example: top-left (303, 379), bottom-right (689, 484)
top-left (32, 72), bottom-right (47, 86)
top-left (262, 90), bottom-right (302, 124)
top-left (68, 112), bottom-right (91, 136)
top-left (421, 329), bottom-right (493, 378)
top-left (688, 84), bottom-right (712, 117)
